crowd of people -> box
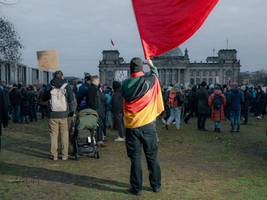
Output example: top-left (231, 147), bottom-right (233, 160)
top-left (1, 74), bottom-right (267, 147)
top-left (0, 75), bottom-right (267, 144)
top-left (0, 72), bottom-right (126, 155)
top-left (162, 82), bottom-right (267, 133)
top-left (1, 59), bottom-right (267, 195)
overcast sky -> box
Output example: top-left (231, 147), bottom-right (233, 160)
top-left (1, 0), bottom-right (267, 77)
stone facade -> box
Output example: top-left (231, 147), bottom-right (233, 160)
top-left (0, 60), bottom-right (53, 85)
top-left (98, 48), bottom-right (241, 87)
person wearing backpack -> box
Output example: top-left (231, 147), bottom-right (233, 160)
top-left (165, 85), bottom-right (183, 130)
top-left (208, 86), bottom-right (226, 133)
top-left (43, 71), bottom-right (75, 161)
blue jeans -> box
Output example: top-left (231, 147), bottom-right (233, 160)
top-left (230, 110), bottom-right (241, 131)
top-left (167, 107), bottom-right (181, 129)
top-left (214, 121), bottom-right (221, 129)
top-left (105, 110), bottom-right (113, 128)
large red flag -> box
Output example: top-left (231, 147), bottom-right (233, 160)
top-left (132, 0), bottom-right (219, 58)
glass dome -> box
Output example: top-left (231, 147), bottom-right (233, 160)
top-left (162, 48), bottom-right (183, 57)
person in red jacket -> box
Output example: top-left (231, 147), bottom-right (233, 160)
top-left (208, 86), bottom-right (227, 133)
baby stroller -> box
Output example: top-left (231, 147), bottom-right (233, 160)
top-left (69, 109), bottom-right (100, 160)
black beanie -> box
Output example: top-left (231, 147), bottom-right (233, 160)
top-left (201, 81), bottom-right (207, 87)
top-left (112, 81), bottom-right (121, 90)
top-left (130, 57), bottom-right (143, 74)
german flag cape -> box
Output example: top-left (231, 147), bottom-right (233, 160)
top-left (122, 72), bottom-right (164, 128)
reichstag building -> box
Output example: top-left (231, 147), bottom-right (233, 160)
top-left (99, 48), bottom-right (241, 87)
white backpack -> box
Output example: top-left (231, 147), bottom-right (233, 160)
top-left (50, 83), bottom-right (68, 112)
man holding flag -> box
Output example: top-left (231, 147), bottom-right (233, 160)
top-left (122, 58), bottom-right (164, 195)
top-left (123, 0), bottom-right (219, 195)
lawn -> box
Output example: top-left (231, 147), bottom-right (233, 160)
top-left (0, 117), bottom-right (267, 200)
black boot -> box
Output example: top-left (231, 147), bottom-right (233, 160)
top-left (165, 124), bottom-right (169, 130)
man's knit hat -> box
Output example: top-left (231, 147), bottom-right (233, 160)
top-left (130, 57), bottom-right (144, 74)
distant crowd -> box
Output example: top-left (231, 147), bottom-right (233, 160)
top-left (162, 82), bottom-right (267, 133)
top-left (1, 79), bottom-right (267, 133)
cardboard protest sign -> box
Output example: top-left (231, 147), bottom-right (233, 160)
top-left (37, 50), bottom-right (59, 71)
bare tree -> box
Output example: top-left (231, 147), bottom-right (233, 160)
top-left (0, 17), bottom-right (23, 62)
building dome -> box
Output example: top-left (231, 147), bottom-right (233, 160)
top-left (162, 48), bottom-right (183, 57)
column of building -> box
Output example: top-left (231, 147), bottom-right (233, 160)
top-left (171, 69), bottom-right (176, 84)
top-left (0, 63), bottom-right (4, 82)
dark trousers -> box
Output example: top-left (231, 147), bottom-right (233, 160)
top-left (12, 105), bottom-right (20, 123)
top-left (114, 113), bottom-right (125, 138)
top-left (197, 114), bottom-right (207, 130)
top-left (243, 108), bottom-right (249, 124)
top-left (97, 116), bottom-right (105, 143)
top-left (126, 122), bottom-right (161, 192)
top-left (29, 104), bottom-right (37, 122)
top-left (0, 123), bottom-right (2, 151)
top-left (184, 110), bottom-right (195, 123)
top-left (40, 105), bottom-right (48, 119)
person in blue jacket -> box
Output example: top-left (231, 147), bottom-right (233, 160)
top-left (228, 83), bottom-right (244, 132)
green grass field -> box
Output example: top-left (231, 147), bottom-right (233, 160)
top-left (0, 118), bottom-right (267, 200)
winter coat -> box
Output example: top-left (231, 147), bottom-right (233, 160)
top-left (228, 88), bottom-right (244, 111)
top-left (43, 78), bottom-right (75, 119)
top-left (196, 87), bottom-right (210, 115)
top-left (28, 90), bottom-right (38, 105)
top-left (0, 87), bottom-right (9, 128)
top-left (208, 90), bottom-right (226, 121)
top-left (104, 92), bottom-right (112, 112)
top-left (98, 91), bottom-right (106, 119)
top-left (85, 84), bottom-right (98, 111)
top-left (167, 89), bottom-right (184, 108)
top-left (77, 83), bottom-right (91, 109)
top-left (255, 90), bottom-right (266, 115)
top-left (85, 84), bottom-right (105, 118)
top-left (111, 90), bottom-right (123, 115)
top-left (243, 90), bottom-right (252, 109)
top-left (188, 88), bottom-right (197, 113)
top-left (9, 87), bottom-right (21, 106)
top-left (38, 88), bottom-right (48, 106)
top-left (20, 88), bottom-right (30, 116)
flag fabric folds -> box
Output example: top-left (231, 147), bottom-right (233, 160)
top-left (122, 73), bottom-right (164, 128)
top-left (132, 0), bottom-right (219, 58)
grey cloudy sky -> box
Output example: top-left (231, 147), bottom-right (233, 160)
top-left (1, 0), bottom-right (267, 77)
